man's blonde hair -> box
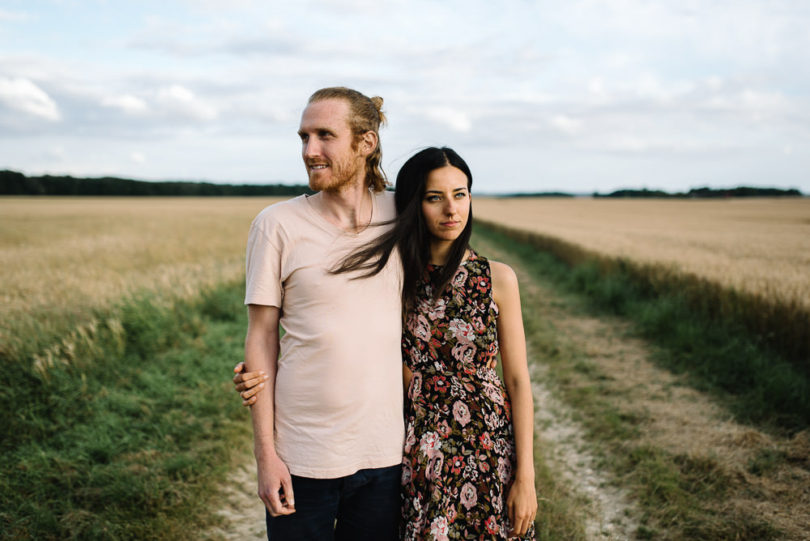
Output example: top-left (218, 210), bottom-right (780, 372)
top-left (308, 87), bottom-right (388, 192)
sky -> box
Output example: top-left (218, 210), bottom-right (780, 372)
top-left (1, 0), bottom-right (809, 194)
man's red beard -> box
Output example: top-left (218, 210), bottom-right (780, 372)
top-left (307, 150), bottom-right (366, 192)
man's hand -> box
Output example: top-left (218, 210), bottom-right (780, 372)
top-left (233, 361), bottom-right (269, 406)
top-left (257, 452), bottom-right (296, 516)
top-left (506, 476), bottom-right (537, 537)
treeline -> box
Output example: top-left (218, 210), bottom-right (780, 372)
top-left (0, 170), bottom-right (312, 196)
top-left (594, 186), bottom-right (803, 198)
top-left (2, 169), bottom-right (804, 198)
top-left (499, 191), bottom-right (575, 198)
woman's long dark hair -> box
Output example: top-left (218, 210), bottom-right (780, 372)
top-left (333, 146), bottom-right (473, 310)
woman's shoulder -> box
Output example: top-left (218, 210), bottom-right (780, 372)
top-left (488, 259), bottom-right (517, 285)
top-left (486, 259), bottom-right (519, 305)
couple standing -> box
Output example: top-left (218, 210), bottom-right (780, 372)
top-left (233, 87), bottom-right (536, 540)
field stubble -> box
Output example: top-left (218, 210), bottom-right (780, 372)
top-left (474, 197), bottom-right (810, 311)
top-left (0, 196), bottom-right (286, 357)
top-left (474, 197), bottom-right (810, 364)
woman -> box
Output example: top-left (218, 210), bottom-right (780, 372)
top-left (236, 147), bottom-right (537, 539)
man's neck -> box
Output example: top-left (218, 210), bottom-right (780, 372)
top-left (310, 179), bottom-right (373, 233)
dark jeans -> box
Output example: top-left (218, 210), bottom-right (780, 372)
top-left (265, 464), bottom-right (401, 541)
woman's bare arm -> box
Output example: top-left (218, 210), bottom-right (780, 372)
top-left (491, 260), bottom-right (537, 536)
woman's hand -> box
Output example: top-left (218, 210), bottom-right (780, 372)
top-left (233, 361), bottom-right (269, 406)
top-left (506, 476), bottom-right (537, 537)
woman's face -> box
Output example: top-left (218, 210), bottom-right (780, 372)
top-left (421, 165), bottom-right (470, 243)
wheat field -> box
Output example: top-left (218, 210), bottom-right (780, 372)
top-left (474, 197), bottom-right (810, 311)
top-left (0, 197), bottom-right (287, 347)
top-left (4, 195), bottom-right (809, 354)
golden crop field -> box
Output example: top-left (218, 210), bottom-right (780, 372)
top-left (474, 197), bottom-right (810, 311)
top-left (4, 195), bottom-right (809, 353)
top-left (0, 196), bottom-right (287, 346)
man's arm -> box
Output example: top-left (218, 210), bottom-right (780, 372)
top-left (245, 304), bottom-right (295, 516)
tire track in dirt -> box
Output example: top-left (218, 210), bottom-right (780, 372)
top-left (204, 453), bottom-right (266, 541)
top-left (530, 354), bottom-right (640, 539)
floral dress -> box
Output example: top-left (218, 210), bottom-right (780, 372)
top-left (401, 251), bottom-right (535, 540)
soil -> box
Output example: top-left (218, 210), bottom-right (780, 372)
top-left (204, 455), bottom-right (266, 541)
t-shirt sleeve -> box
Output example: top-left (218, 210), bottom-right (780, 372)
top-left (244, 217), bottom-right (284, 307)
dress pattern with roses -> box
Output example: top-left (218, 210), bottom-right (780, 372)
top-left (401, 251), bottom-right (535, 540)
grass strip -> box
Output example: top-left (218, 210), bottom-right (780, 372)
top-left (475, 222), bottom-right (809, 431)
top-left (476, 219), bottom-right (810, 377)
top-left (0, 283), bottom-right (251, 540)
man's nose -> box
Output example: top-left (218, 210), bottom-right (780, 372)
top-left (303, 139), bottom-right (320, 159)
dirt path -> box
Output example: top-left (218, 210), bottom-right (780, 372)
top-left (204, 453), bottom-right (266, 541)
top-left (530, 351), bottom-right (640, 539)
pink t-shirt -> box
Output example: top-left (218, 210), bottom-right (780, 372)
top-left (245, 190), bottom-right (404, 478)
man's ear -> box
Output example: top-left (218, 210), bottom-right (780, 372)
top-left (359, 130), bottom-right (378, 156)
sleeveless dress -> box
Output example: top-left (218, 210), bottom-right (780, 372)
top-left (400, 251), bottom-right (535, 540)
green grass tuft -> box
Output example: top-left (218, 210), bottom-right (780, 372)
top-left (0, 281), bottom-right (252, 540)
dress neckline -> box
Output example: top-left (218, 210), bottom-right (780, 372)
top-left (426, 250), bottom-right (478, 272)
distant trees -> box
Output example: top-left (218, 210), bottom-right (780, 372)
top-left (1, 169), bottom-right (803, 198)
top-left (685, 186), bottom-right (803, 198)
top-left (0, 170), bottom-right (313, 196)
top-left (595, 186), bottom-right (803, 198)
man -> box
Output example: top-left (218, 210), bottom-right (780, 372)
top-left (238, 87), bottom-right (404, 540)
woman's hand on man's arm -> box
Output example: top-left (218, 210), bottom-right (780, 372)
top-left (233, 361), bottom-right (269, 406)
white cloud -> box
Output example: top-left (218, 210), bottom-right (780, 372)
top-left (0, 77), bottom-right (61, 121)
top-left (0, 8), bottom-right (29, 22)
top-left (130, 151), bottom-right (146, 164)
top-left (156, 84), bottom-right (217, 121)
top-left (550, 114), bottom-right (582, 136)
top-left (701, 88), bottom-right (790, 116)
top-left (102, 94), bottom-right (150, 115)
top-left (46, 146), bottom-right (66, 162)
top-left (422, 107), bottom-right (472, 133)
